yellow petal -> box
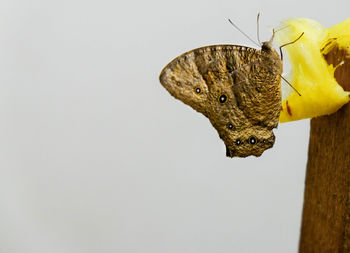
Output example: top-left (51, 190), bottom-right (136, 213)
top-left (275, 18), bottom-right (350, 123)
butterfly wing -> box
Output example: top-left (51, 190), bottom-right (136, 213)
top-left (159, 47), bottom-right (212, 116)
top-left (159, 45), bottom-right (282, 157)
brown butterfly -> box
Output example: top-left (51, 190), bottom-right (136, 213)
top-left (159, 20), bottom-right (300, 158)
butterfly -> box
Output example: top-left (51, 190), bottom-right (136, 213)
top-left (159, 21), bottom-right (295, 158)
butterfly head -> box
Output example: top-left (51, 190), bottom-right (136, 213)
top-left (223, 126), bottom-right (276, 158)
top-left (261, 40), bottom-right (274, 52)
top-left (261, 29), bottom-right (278, 54)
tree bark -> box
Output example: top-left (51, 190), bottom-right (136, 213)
top-left (299, 46), bottom-right (350, 252)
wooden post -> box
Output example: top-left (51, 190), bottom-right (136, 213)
top-left (299, 46), bottom-right (350, 252)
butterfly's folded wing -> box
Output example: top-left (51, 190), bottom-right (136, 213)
top-left (159, 45), bottom-right (282, 157)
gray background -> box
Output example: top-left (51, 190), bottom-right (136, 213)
top-left (0, 0), bottom-right (348, 252)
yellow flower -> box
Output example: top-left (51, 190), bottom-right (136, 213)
top-left (275, 18), bottom-right (350, 123)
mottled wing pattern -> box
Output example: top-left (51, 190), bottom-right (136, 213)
top-left (159, 45), bottom-right (282, 157)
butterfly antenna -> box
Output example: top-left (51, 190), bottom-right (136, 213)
top-left (279, 32), bottom-right (304, 60)
top-left (228, 18), bottom-right (260, 47)
top-left (274, 25), bottom-right (290, 33)
top-left (257, 12), bottom-right (262, 45)
top-left (280, 75), bottom-right (301, 96)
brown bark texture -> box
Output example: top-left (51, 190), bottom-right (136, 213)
top-left (299, 46), bottom-right (350, 252)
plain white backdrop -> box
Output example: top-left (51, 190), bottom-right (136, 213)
top-left (0, 0), bottom-right (348, 252)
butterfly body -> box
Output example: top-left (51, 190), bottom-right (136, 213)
top-left (159, 42), bottom-right (282, 157)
